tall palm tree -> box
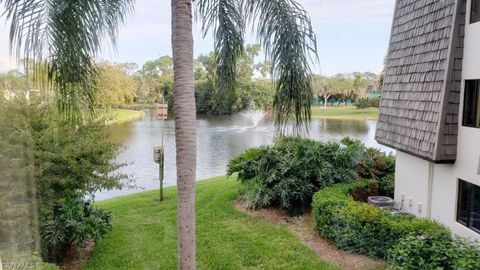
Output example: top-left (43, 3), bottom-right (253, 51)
top-left (2, 0), bottom-right (317, 269)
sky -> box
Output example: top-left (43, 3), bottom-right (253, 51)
top-left (0, 0), bottom-right (395, 76)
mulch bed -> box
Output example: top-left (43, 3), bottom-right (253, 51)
top-left (60, 239), bottom-right (95, 270)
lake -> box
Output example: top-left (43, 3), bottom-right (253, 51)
top-left (95, 110), bottom-right (392, 200)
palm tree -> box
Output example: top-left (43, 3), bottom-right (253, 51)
top-left (2, 0), bottom-right (317, 268)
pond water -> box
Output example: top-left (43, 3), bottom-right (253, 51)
top-left (95, 110), bottom-right (392, 200)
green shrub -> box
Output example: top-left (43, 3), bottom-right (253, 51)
top-left (388, 234), bottom-right (480, 270)
top-left (228, 137), bottom-right (363, 215)
top-left (379, 173), bottom-right (395, 198)
top-left (357, 147), bottom-right (395, 180)
top-left (356, 98), bottom-right (370, 109)
top-left (349, 179), bottom-right (379, 202)
top-left (312, 184), bottom-right (450, 258)
top-left (349, 176), bottom-right (395, 202)
top-left (41, 197), bottom-right (111, 263)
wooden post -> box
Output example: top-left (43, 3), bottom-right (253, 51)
top-left (154, 101), bottom-right (167, 201)
top-left (153, 146), bottom-right (165, 201)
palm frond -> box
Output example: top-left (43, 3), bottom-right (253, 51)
top-left (1, 0), bottom-right (134, 122)
top-left (196, 0), bottom-right (244, 113)
top-left (243, 0), bottom-right (317, 135)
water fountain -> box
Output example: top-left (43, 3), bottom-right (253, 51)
top-left (241, 109), bottom-right (265, 127)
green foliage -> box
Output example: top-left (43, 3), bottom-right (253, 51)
top-left (349, 179), bottom-right (379, 202)
top-left (194, 48), bottom-right (274, 114)
top-left (356, 146), bottom-right (395, 197)
top-left (197, 0), bottom-right (318, 134)
top-left (94, 62), bottom-right (137, 108)
top-left (312, 184), bottom-right (449, 258)
top-left (228, 137), bottom-right (363, 215)
top-left (0, 99), bottom-right (123, 265)
top-left (356, 98), bottom-right (370, 109)
top-left (236, 80), bottom-right (275, 110)
top-left (23, 102), bottom-right (124, 263)
top-left (311, 184), bottom-right (466, 264)
top-left (2, 0), bottom-right (135, 122)
top-left (197, 0), bottom-right (245, 113)
top-left (388, 234), bottom-right (480, 270)
top-left (41, 198), bottom-right (111, 263)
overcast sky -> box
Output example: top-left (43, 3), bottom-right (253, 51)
top-left (0, 0), bottom-right (395, 76)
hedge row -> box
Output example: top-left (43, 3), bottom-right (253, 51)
top-left (312, 183), bottom-right (480, 269)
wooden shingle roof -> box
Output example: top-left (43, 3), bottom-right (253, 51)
top-left (376, 0), bottom-right (466, 162)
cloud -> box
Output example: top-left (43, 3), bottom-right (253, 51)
top-left (304, 0), bottom-right (395, 25)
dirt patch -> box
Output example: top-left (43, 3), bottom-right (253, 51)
top-left (234, 199), bottom-right (386, 270)
top-left (60, 239), bottom-right (95, 270)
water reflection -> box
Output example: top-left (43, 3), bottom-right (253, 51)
top-left (95, 110), bottom-right (392, 200)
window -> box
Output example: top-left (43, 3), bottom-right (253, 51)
top-left (472, 0), bottom-right (480, 23)
top-left (463, 80), bottom-right (480, 128)
top-left (457, 180), bottom-right (480, 233)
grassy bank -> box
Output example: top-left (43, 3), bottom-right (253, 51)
top-left (311, 106), bottom-right (378, 120)
top-left (97, 109), bottom-right (145, 124)
top-left (85, 177), bottom-right (338, 270)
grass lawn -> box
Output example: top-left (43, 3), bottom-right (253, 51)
top-left (311, 106), bottom-right (378, 120)
top-left (96, 109), bottom-right (145, 124)
top-left (84, 177), bottom-right (339, 270)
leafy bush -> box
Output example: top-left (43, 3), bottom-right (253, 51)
top-left (2, 102), bottom-right (127, 264)
top-left (349, 175), bottom-right (395, 202)
top-left (357, 147), bottom-right (395, 180)
top-left (349, 179), bottom-right (379, 202)
top-left (228, 137), bottom-right (363, 215)
top-left (356, 98), bottom-right (370, 109)
top-left (313, 184), bottom-right (480, 269)
top-left (41, 198), bottom-right (111, 263)
top-left (369, 98), bottom-right (380, 108)
top-left (388, 234), bottom-right (480, 270)
top-left (312, 184), bottom-right (450, 258)
top-left (356, 147), bottom-right (395, 198)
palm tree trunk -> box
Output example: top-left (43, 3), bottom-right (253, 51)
top-left (171, 0), bottom-right (196, 269)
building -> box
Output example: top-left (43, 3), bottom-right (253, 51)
top-left (376, 0), bottom-right (479, 240)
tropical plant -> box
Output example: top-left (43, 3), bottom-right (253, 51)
top-left (41, 197), bottom-right (111, 263)
top-left (228, 137), bottom-right (363, 215)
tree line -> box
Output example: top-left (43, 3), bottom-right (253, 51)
top-left (312, 72), bottom-right (382, 109)
top-left (2, 64), bottom-right (382, 115)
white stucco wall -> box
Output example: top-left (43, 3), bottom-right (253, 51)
top-left (395, 152), bottom-right (480, 241)
top-left (394, 152), bottom-right (431, 218)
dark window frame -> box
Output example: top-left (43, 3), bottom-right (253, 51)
top-left (456, 179), bottom-right (480, 234)
top-left (472, 0), bottom-right (480, 24)
top-left (463, 80), bottom-right (480, 128)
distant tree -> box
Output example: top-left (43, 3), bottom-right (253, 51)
top-left (94, 62), bottom-right (137, 108)
top-left (136, 56), bottom-right (174, 104)
top-left (353, 72), bottom-right (378, 100)
top-left (255, 60), bottom-right (272, 79)
top-left (236, 44), bottom-right (261, 83)
top-left (312, 75), bottom-right (334, 110)
top-left (331, 75), bottom-right (355, 105)
top-left (0, 70), bottom-right (27, 96)
top-left (120, 62), bottom-right (139, 75)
